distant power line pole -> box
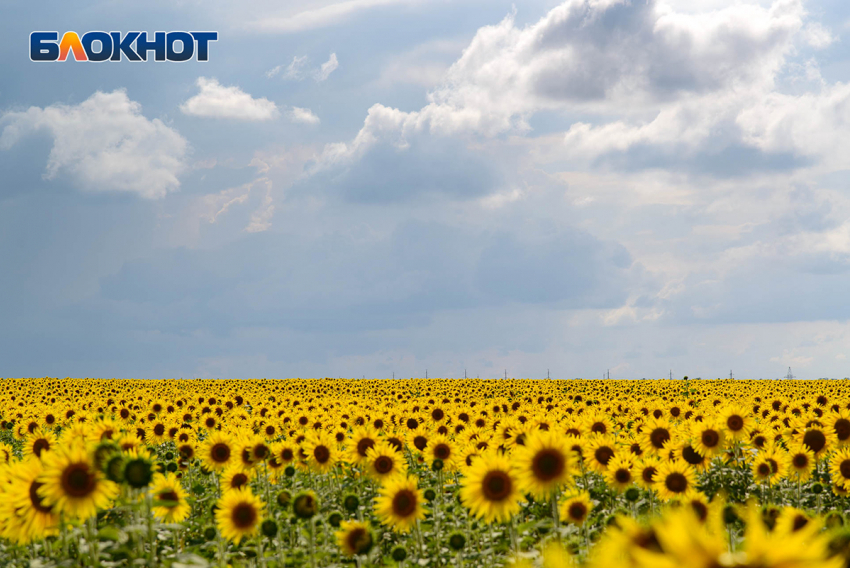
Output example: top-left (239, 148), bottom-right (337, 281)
top-left (786, 367), bottom-right (795, 380)
top-left (669, 369), bottom-right (672, 380)
top-left (730, 370), bottom-right (734, 379)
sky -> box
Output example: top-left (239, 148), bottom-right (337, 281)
top-left (3, 0), bottom-right (850, 380)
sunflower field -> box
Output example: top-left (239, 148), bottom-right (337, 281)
top-left (3, 378), bottom-right (850, 568)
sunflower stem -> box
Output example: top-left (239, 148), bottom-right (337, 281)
top-left (86, 515), bottom-right (99, 568)
top-left (257, 536), bottom-right (267, 568)
top-left (551, 491), bottom-right (560, 540)
top-left (60, 513), bottom-right (69, 560)
top-left (308, 517), bottom-right (317, 568)
top-left (145, 492), bottom-right (156, 566)
top-left (583, 521), bottom-right (590, 559)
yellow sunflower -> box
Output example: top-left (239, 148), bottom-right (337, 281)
top-left (5, 458), bottom-right (59, 542)
top-left (604, 455), bottom-right (635, 493)
top-left (459, 451), bottom-right (523, 524)
top-left (365, 441), bottom-right (407, 481)
top-left (374, 475), bottom-right (427, 533)
top-left (335, 520), bottom-right (374, 557)
top-left (305, 430), bottom-right (338, 474)
top-left (200, 431), bottom-right (234, 471)
top-left (37, 443), bottom-right (118, 520)
top-left (652, 460), bottom-right (697, 501)
top-left (221, 463), bottom-right (255, 493)
top-left (513, 430), bottom-right (575, 498)
top-left (214, 487), bottom-right (265, 544)
top-left (426, 434), bottom-right (458, 471)
top-left (150, 472), bottom-right (191, 523)
top-left (829, 447), bottom-right (850, 490)
top-left (559, 491), bottom-right (593, 526)
top-left (22, 428), bottom-right (57, 460)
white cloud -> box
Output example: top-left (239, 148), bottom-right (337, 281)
top-left (0, 89), bottom-right (187, 199)
top-left (314, 53), bottom-right (339, 82)
top-left (180, 77), bottom-right (279, 121)
top-left (267, 55), bottom-right (309, 80)
top-left (802, 22), bottom-right (835, 48)
top-left (288, 107), bottom-right (321, 124)
top-left (245, 184), bottom-right (276, 233)
top-left (314, 0), bottom-right (810, 169)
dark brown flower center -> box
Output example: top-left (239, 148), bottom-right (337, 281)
top-left (346, 527), bottom-right (372, 555)
top-left (681, 446), bottom-right (703, 466)
top-left (61, 463), bottom-right (96, 498)
top-left (253, 444), bottom-right (269, 460)
top-left (767, 458), bottom-right (778, 474)
top-left (413, 436), bottom-right (427, 451)
top-left (701, 430), bottom-right (719, 448)
top-left (154, 424), bottom-right (165, 436)
top-left (594, 446), bottom-right (614, 466)
top-left (567, 502), bottom-right (587, 521)
top-left (232, 473), bottom-right (249, 489)
top-left (433, 444), bottom-right (451, 460)
top-left (665, 472), bottom-right (687, 493)
top-left (614, 468), bottom-right (631, 484)
top-left (834, 419), bottom-right (850, 441)
top-left (649, 428), bottom-right (670, 449)
top-left (803, 430), bottom-right (826, 453)
top-left (211, 443), bottom-right (231, 463)
top-left (531, 449), bottom-right (565, 481)
top-left (391, 489), bottom-right (417, 517)
top-left (840, 460), bottom-right (850, 479)
top-left (32, 438), bottom-right (50, 457)
top-left (231, 502), bottom-right (258, 529)
top-left (727, 415), bottom-right (744, 432)
top-left (757, 463), bottom-right (771, 476)
top-left (357, 438), bottom-right (375, 457)
top-left (642, 466), bottom-right (657, 483)
top-left (29, 481), bottom-right (53, 514)
top-left (481, 470), bottom-right (512, 501)
top-left (374, 456), bottom-right (394, 474)
top-left (281, 448), bottom-right (294, 461)
top-left (158, 490), bottom-right (179, 504)
top-left (793, 453), bottom-right (809, 468)
top-left (313, 445), bottom-right (330, 464)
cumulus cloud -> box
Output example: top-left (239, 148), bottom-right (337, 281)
top-left (288, 107), bottom-right (320, 124)
top-left (313, 0), bottom-right (810, 172)
top-left (314, 53), bottom-right (339, 81)
top-left (180, 77), bottom-right (279, 121)
top-left (0, 90), bottom-right (187, 199)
